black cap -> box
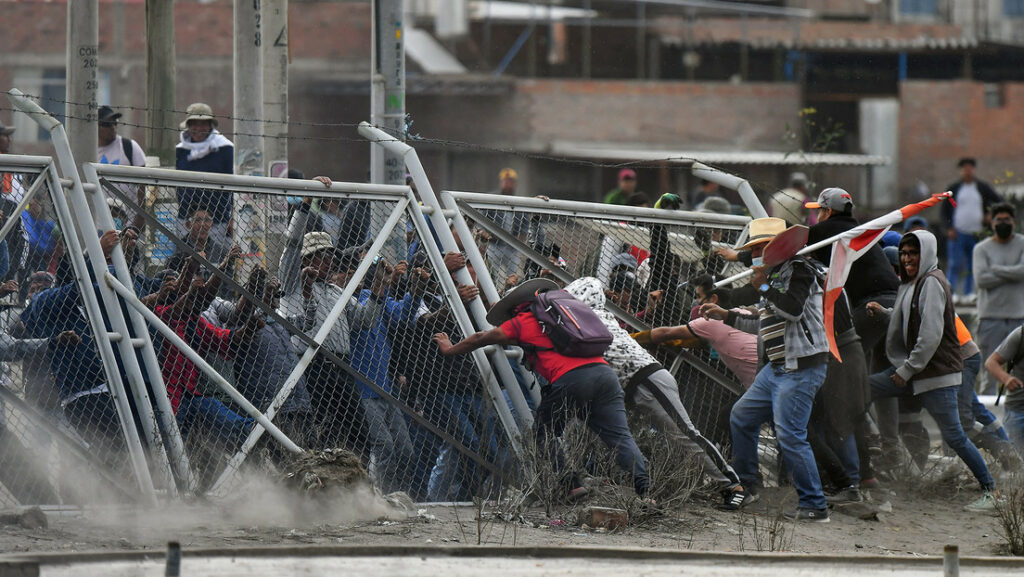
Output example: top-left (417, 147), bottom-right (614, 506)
top-left (98, 105), bottom-right (122, 124)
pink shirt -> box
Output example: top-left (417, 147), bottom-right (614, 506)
top-left (687, 316), bottom-right (759, 388)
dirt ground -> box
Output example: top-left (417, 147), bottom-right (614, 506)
top-left (0, 473), bottom-right (1013, 559)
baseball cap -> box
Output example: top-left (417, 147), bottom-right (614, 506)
top-left (805, 187), bottom-right (853, 211)
top-left (618, 168), bottom-right (637, 181)
top-left (498, 167), bottom-right (518, 180)
top-left (98, 105), bottom-right (122, 124)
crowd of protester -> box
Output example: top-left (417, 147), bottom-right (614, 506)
top-left (1, 108), bottom-right (1022, 518)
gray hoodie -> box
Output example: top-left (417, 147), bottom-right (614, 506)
top-left (886, 229), bottom-right (960, 392)
top-left (565, 277), bottom-right (658, 386)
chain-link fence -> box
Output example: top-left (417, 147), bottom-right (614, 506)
top-left (84, 163), bottom-right (520, 503)
top-left (0, 157), bottom-right (149, 508)
top-left (447, 191), bottom-right (751, 447)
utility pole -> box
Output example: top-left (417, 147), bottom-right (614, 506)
top-left (235, 0), bottom-right (265, 267)
top-left (146, 0), bottom-right (177, 166)
top-left (66, 0), bottom-right (99, 170)
top-left (263, 0), bottom-right (288, 178)
top-left (370, 0), bottom-right (406, 260)
top-left (262, 0), bottom-right (289, 273)
top-left (234, 0), bottom-right (264, 177)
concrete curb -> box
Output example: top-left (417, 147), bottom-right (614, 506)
top-left (2, 544), bottom-right (1024, 574)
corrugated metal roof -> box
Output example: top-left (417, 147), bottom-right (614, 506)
top-left (551, 141), bottom-right (890, 166)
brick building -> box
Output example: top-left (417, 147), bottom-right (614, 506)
top-left (1, 0), bottom-right (1022, 211)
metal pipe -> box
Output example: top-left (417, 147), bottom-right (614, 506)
top-left (83, 162), bottom-right (195, 493)
top-left (8, 88), bottom-right (160, 506)
top-left (89, 163), bottom-right (409, 198)
top-left (440, 191), bottom-right (542, 412)
top-left (448, 190), bottom-right (749, 227)
top-left (104, 272), bottom-right (302, 454)
top-left (209, 196), bottom-right (410, 494)
top-left (406, 194), bottom-right (533, 437)
top-left (359, 121), bottom-right (528, 446)
top-left (691, 161), bottom-right (768, 219)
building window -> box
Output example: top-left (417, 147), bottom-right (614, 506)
top-left (985, 83), bottom-right (1005, 108)
top-left (900, 0), bottom-right (938, 14)
top-left (11, 68), bottom-right (111, 143)
top-left (1007, 0), bottom-right (1024, 16)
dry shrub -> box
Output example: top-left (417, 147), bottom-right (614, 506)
top-left (736, 508), bottom-right (795, 552)
top-left (997, 483), bottom-right (1024, 556)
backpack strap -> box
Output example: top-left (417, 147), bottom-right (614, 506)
top-left (121, 137), bottom-right (135, 165)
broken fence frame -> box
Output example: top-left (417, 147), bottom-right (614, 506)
top-left (6, 89), bottom-right (766, 505)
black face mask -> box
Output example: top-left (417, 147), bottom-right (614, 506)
top-left (995, 223), bottom-right (1014, 239)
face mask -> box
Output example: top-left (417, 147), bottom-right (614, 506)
top-left (751, 256), bottom-right (764, 267)
top-left (690, 304), bottom-right (701, 321)
top-left (995, 223), bottom-right (1014, 239)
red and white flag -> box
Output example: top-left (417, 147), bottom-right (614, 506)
top-left (824, 192), bottom-right (955, 361)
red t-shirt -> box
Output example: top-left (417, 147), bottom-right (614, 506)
top-left (500, 312), bottom-right (606, 384)
top-left (156, 305), bottom-right (234, 413)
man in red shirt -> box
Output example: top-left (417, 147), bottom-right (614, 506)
top-left (433, 278), bottom-right (651, 500)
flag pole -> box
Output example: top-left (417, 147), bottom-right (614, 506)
top-left (714, 192), bottom-right (952, 288)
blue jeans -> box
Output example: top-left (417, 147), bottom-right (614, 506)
top-left (959, 353), bottom-right (1011, 444)
top-left (537, 363), bottom-right (649, 496)
top-left (870, 367), bottom-right (995, 490)
top-left (946, 232), bottom-right (977, 296)
top-left (731, 363), bottom-right (828, 510)
top-left (426, 392), bottom-right (502, 501)
top-left (1006, 408), bottom-right (1024, 450)
top-left (176, 395), bottom-right (254, 448)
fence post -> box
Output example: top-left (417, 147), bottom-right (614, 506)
top-left (8, 89), bottom-right (160, 505)
top-left (360, 122), bottom-right (530, 445)
top-left (82, 162), bottom-right (196, 493)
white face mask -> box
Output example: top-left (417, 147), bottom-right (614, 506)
top-left (751, 256), bottom-right (764, 267)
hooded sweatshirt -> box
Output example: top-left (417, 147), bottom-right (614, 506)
top-left (565, 277), bottom-right (659, 386)
top-left (885, 230), bottom-right (962, 392)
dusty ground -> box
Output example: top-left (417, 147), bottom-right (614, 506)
top-left (0, 475), bottom-right (1013, 559)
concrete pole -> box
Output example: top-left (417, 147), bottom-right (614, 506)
top-left (263, 0), bottom-right (288, 175)
top-left (262, 0), bottom-right (289, 273)
top-left (234, 0), bottom-right (264, 176)
top-left (235, 0), bottom-right (265, 264)
top-left (146, 0), bottom-right (177, 166)
top-left (370, 0), bottom-right (407, 261)
top-left (66, 0), bottom-right (99, 171)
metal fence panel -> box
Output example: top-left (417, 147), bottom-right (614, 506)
top-left (449, 191), bottom-right (751, 446)
top-left (89, 165), bottom-right (518, 502)
top-left (0, 158), bottom-right (147, 508)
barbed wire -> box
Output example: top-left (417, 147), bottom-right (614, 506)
top-left (2, 92), bottom-right (823, 222)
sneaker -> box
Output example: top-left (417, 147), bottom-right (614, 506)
top-left (783, 507), bottom-right (830, 523)
top-left (827, 485), bottom-right (864, 504)
top-left (964, 491), bottom-right (1003, 513)
top-left (717, 487), bottom-right (760, 511)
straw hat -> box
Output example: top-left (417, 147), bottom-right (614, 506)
top-left (738, 217), bottom-right (787, 250)
top-left (486, 278), bottom-right (558, 326)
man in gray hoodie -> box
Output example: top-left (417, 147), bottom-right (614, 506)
top-left (867, 229), bottom-right (999, 512)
